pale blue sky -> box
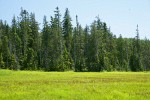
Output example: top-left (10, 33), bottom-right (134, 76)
top-left (0, 0), bottom-right (150, 39)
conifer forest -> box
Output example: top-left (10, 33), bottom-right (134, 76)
top-left (0, 7), bottom-right (150, 72)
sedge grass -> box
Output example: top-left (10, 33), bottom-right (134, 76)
top-left (0, 70), bottom-right (150, 100)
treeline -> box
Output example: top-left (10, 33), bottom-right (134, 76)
top-left (0, 7), bottom-right (150, 72)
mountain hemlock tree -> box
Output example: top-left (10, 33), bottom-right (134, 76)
top-left (84, 25), bottom-right (90, 71)
top-left (11, 16), bottom-right (21, 70)
top-left (62, 8), bottom-right (73, 70)
top-left (2, 36), bottom-right (11, 69)
top-left (89, 21), bottom-right (99, 71)
top-left (62, 8), bottom-right (72, 54)
top-left (19, 8), bottom-right (31, 70)
top-left (29, 13), bottom-right (39, 69)
top-left (117, 34), bottom-right (124, 70)
top-left (49, 7), bottom-right (65, 71)
top-left (130, 25), bottom-right (143, 71)
top-left (41, 16), bottom-right (50, 71)
top-left (73, 15), bottom-right (85, 71)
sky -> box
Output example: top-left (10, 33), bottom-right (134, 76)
top-left (0, 0), bottom-right (150, 39)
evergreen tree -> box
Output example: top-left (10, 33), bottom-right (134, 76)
top-left (89, 21), bottom-right (100, 71)
top-left (73, 15), bottom-right (85, 71)
top-left (2, 36), bottom-right (11, 69)
top-left (41, 16), bottom-right (50, 70)
top-left (11, 16), bottom-right (21, 70)
top-left (141, 38), bottom-right (150, 71)
top-left (84, 25), bottom-right (90, 71)
top-left (62, 8), bottom-right (73, 53)
top-left (10, 54), bottom-right (18, 70)
top-left (19, 8), bottom-right (31, 69)
top-left (0, 40), bottom-right (4, 68)
top-left (0, 7), bottom-right (149, 72)
top-left (130, 25), bottom-right (143, 71)
top-left (117, 35), bottom-right (125, 70)
top-left (0, 53), bottom-right (4, 69)
top-left (28, 13), bottom-right (39, 69)
top-left (49, 7), bottom-right (65, 71)
top-left (62, 8), bottom-right (73, 70)
top-left (19, 8), bottom-right (30, 56)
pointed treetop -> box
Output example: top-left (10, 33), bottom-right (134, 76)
top-left (76, 15), bottom-right (79, 28)
top-left (76, 15), bottom-right (78, 22)
top-left (136, 24), bottom-right (139, 34)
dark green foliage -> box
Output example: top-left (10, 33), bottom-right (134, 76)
top-left (41, 16), bottom-right (50, 70)
top-left (129, 25), bottom-right (143, 71)
top-left (73, 16), bottom-right (86, 72)
top-left (49, 7), bottom-right (64, 71)
top-left (10, 54), bottom-right (19, 70)
top-left (0, 7), bottom-right (149, 72)
top-left (62, 8), bottom-right (73, 53)
top-left (0, 53), bottom-right (5, 68)
top-left (141, 38), bottom-right (150, 71)
top-left (2, 36), bottom-right (11, 69)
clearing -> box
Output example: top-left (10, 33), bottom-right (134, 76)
top-left (0, 70), bottom-right (150, 100)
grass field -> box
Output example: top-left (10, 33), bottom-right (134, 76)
top-left (0, 70), bottom-right (150, 100)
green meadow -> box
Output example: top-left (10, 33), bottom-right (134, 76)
top-left (0, 70), bottom-right (150, 100)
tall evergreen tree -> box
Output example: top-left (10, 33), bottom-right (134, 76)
top-left (0, 7), bottom-right (150, 72)
top-left (130, 25), bottom-right (143, 71)
top-left (89, 20), bottom-right (101, 71)
top-left (41, 16), bottom-right (50, 71)
top-left (84, 25), bottom-right (90, 71)
top-left (28, 13), bottom-right (39, 69)
top-left (2, 36), bottom-right (11, 69)
top-left (11, 16), bottom-right (21, 70)
top-left (51, 7), bottom-right (65, 71)
top-left (117, 34), bottom-right (124, 70)
top-left (62, 8), bottom-right (73, 70)
top-left (19, 8), bottom-right (31, 69)
top-left (73, 15), bottom-right (85, 71)
top-left (62, 8), bottom-right (73, 53)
